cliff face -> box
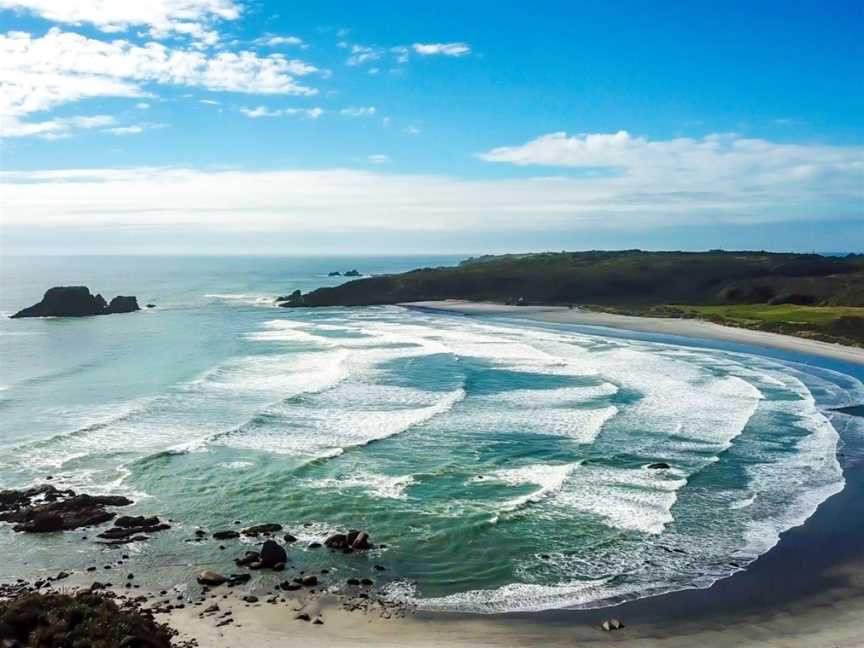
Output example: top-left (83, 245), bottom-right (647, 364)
top-left (280, 251), bottom-right (864, 309)
top-left (11, 287), bottom-right (140, 318)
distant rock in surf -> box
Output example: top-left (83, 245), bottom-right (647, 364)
top-left (11, 286), bottom-right (140, 318)
top-left (328, 271), bottom-right (342, 276)
top-left (647, 462), bottom-right (671, 470)
top-left (343, 269), bottom-right (361, 277)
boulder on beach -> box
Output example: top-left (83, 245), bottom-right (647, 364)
top-left (197, 570), bottom-right (228, 586)
top-left (260, 539), bottom-right (287, 568)
top-left (11, 286), bottom-right (140, 318)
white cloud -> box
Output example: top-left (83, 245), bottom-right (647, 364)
top-left (0, 0), bottom-right (240, 44)
top-left (346, 44), bottom-right (380, 66)
top-left (340, 106), bottom-right (376, 117)
top-left (104, 122), bottom-right (167, 135)
top-left (1, 113), bottom-right (114, 139)
top-left (256, 35), bottom-right (304, 48)
top-left (412, 42), bottom-right (470, 57)
top-left (2, 154), bottom-right (860, 241)
top-left (135, 102), bottom-right (151, 109)
top-left (0, 28), bottom-right (321, 136)
top-left (368, 154), bottom-right (391, 164)
top-left (403, 124), bottom-right (421, 135)
top-left (476, 131), bottom-right (864, 197)
top-left (199, 98), bottom-right (220, 105)
top-left (240, 105), bottom-right (323, 119)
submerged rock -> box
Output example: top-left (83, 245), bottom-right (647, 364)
top-left (11, 286), bottom-right (140, 318)
top-left (241, 522), bottom-right (283, 536)
top-left (647, 462), bottom-right (671, 470)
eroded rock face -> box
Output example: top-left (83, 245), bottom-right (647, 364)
top-left (11, 286), bottom-right (140, 318)
top-left (0, 487), bottom-right (133, 533)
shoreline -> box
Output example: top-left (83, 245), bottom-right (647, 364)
top-left (400, 300), bottom-right (864, 366)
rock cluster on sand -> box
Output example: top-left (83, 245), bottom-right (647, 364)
top-left (0, 485), bottom-right (132, 532)
top-left (11, 286), bottom-right (140, 318)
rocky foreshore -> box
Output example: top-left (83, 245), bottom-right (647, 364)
top-left (0, 484), bottom-right (419, 644)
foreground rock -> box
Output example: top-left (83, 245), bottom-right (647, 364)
top-left (0, 591), bottom-right (175, 647)
top-left (11, 286), bottom-right (140, 318)
top-left (0, 485), bottom-right (132, 532)
top-left (325, 529), bottom-right (373, 551)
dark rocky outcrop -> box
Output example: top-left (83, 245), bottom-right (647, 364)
top-left (213, 530), bottom-right (240, 540)
top-left (328, 271), bottom-right (342, 277)
top-left (274, 290), bottom-right (303, 306)
top-left (241, 523), bottom-right (283, 536)
top-left (259, 540), bottom-right (287, 568)
top-left (343, 269), bottom-right (361, 277)
top-left (0, 485), bottom-right (133, 533)
top-left (97, 516), bottom-right (170, 541)
top-left (647, 462), bottom-right (671, 470)
top-left (11, 286), bottom-right (140, 318)
top-left (325, 529), bottom-right (373, 551)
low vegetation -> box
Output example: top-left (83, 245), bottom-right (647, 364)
top-left (280, 250), bottom-right (864, 346)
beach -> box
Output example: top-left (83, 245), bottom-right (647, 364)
top-left (402, 300), bottom-right (864, 366)
top-left (3, 262), bottom-right (863, 648)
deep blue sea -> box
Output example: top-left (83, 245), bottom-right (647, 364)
top-left (1, 255), bottom-right (863, 613)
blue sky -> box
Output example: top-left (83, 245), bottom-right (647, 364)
top-left (1, 0), bottom-right (861, 254)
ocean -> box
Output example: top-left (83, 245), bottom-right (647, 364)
top-left (1, 255), bottom-right (863, 613)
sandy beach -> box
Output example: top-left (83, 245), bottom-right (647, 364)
top-left (401, 300), bottom-right (864, 366)
top-left (146, 301), bottom-right (864, 647)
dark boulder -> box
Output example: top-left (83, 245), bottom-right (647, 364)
top-left (11, 286), bottom-right (140, 318)
top-left (241, 523), bottom-right (283, 536)
top-left (260, 540), bottom-right (287, 568)
top-left (115, 515), bottom-right (159, 528)
top-left (197, 570), bottom-right (228, 586)
top-left (275, 290), bottom-right (303, 306)
top-left (235, 551), bottom-right (261, 567)
top-left (647, 462), bottom-right (671, 470)
top-left (343, 270), bottom-right (361, 277)
top-left (324, 533), bottom-right (348, 550)
top-left (213, 530), bottom-right (240, 540)
top-left (328, 271), bottom-right (342, 277)
top-left (104, 296), bottom-right (140, 314)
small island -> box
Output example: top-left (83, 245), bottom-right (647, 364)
top-left (11, 286), bottom-right (141, 318)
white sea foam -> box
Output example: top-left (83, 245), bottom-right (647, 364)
top-left (309, 473), bottom-right (416, 499)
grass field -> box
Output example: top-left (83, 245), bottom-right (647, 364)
top-left (673, 304), bottom-right (864, 326)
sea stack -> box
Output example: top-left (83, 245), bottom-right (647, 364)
top-left (11, 286), bottom-right (140, 318)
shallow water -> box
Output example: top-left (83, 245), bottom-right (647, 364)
top-left (1, 255), bottom-right (862, 613)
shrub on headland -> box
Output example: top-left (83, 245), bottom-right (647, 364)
top-left (0, 591), bottom-right (174, 648)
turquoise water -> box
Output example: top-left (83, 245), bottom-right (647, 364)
top-left (1, 255), bottom-right (863, 613)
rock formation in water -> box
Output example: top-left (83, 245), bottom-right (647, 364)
top-left (11, 286), bottom-right (140, 318)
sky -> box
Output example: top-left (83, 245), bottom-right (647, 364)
top-left (0, 0), bottom-right (862, 255)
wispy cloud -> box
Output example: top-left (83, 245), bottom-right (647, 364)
top-left (104, 122), bottom-right (168, 136)
top-left (368, 154), bottom-right (391, 164)
top-left (254, 34), bottom-right (305, 48)
top-left (412, 42), bottom-right (470, 57)
top-left (340, 106), bottom-right (376, 117)
top-left (0, 114), bottom-right (115, 139)
top-left (240, 105), bottom-right (323, 119)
